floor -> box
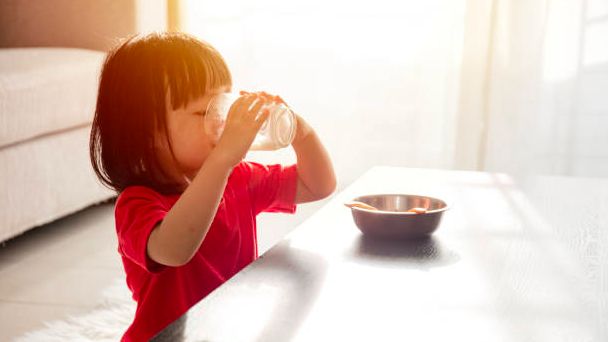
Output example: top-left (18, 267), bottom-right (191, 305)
top-left (0, 197), bottom-right (328, 340)
top-left (0, 201), bottom-right (122, 340)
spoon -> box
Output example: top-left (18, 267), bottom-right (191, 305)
top-left (344, 201), bottom-right (379, 211)
top-left (344, 201), bottom-right (428, 214)
top-left (405, 207), bottom-right (428, 214)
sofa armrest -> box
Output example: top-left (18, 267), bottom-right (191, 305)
top-left (0, 0), bottom-right (167, 51)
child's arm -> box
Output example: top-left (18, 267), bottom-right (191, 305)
top-left (291, 114), bottom-right (337, 203)
top-left (147, 94), bottom-right (270, 267)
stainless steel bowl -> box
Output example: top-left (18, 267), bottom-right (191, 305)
top-left (349, 194), bottom-right (449, 239)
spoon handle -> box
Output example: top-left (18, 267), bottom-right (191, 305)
top-left (344, 201), bottom-right (378, 211)
top-left (405, 207), bottom-right (428, 214)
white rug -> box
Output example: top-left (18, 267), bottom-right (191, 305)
top-left (15, 279), bottom-right (135, 342)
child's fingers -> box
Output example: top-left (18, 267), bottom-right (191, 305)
top-left (230, 93), bottom-right (257, 118)
top-left (274, 95), bottom-right (285, 104)
top-left (255, 109), bottom-right (271, 129)
top-left (242, 91), bottom-right (287, 109)
top-left (247, 91), bottom-right (285, 105)
top-left (248, 97), bottom-right (266, 119)
top-left (257, 91), bottom-right (282, 105)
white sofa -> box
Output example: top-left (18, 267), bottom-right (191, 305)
top-left (0, 0), bottom-right (168, 242)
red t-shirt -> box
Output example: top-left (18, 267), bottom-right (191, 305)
top-left (114, 162), bottom-right (298, 341)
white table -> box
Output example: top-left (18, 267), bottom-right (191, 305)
top-left (159, 167), bottom-right (608, 341)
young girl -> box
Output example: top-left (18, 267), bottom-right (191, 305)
top-left (89, 32), bottom-right (336, 341)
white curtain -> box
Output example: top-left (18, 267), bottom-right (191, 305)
top-left (182, 0), bottom-right (608, 185)
top-left (481, 0), bottom-right (608, 178)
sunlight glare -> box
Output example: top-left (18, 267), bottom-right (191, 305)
top-left (586, 0), bottom-right (608, 20)
top-left (542, 1), bottom-right (582, 82)
top-left (583, 21), bottom-right (608, 68)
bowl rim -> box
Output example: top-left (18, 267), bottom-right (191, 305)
top-left (351, 193), bottom-right (450, 215)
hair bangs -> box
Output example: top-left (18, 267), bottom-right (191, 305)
top-left (166, 38), bottom-right (232, 110)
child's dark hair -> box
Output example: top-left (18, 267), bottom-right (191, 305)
top-left (90, 32), bottom-right (232, 194)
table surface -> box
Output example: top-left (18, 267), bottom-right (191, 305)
top-left (163, 167), bottom-right (608, 342)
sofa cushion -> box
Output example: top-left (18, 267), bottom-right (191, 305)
top-left (0, 124), bottom-right (113, 242)
top-left (0, 48), bottom-right (105, 147)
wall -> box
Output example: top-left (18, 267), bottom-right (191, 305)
top-left (0, 0), bottom-right (167, 51)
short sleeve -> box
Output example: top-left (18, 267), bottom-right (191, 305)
top-left (240, 162), bottom-right (298, 215)
top-left (114, 186), bottom-right (171, 273)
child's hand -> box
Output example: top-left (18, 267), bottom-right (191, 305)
top-left (242, 90), bottom-right (311, 145)
top-left (241, 90), bottom-right (284, 105)
top-left (213, 93), bottom-right (270, 166)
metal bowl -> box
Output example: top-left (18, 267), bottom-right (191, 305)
top-left (349, 194), bottom-right (449, 239)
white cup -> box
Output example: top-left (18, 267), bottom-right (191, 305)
top-left (204, 93), bottom-right (297, 151)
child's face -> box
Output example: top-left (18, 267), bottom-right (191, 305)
top-left (158, 86), bottom-right (229, 182)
